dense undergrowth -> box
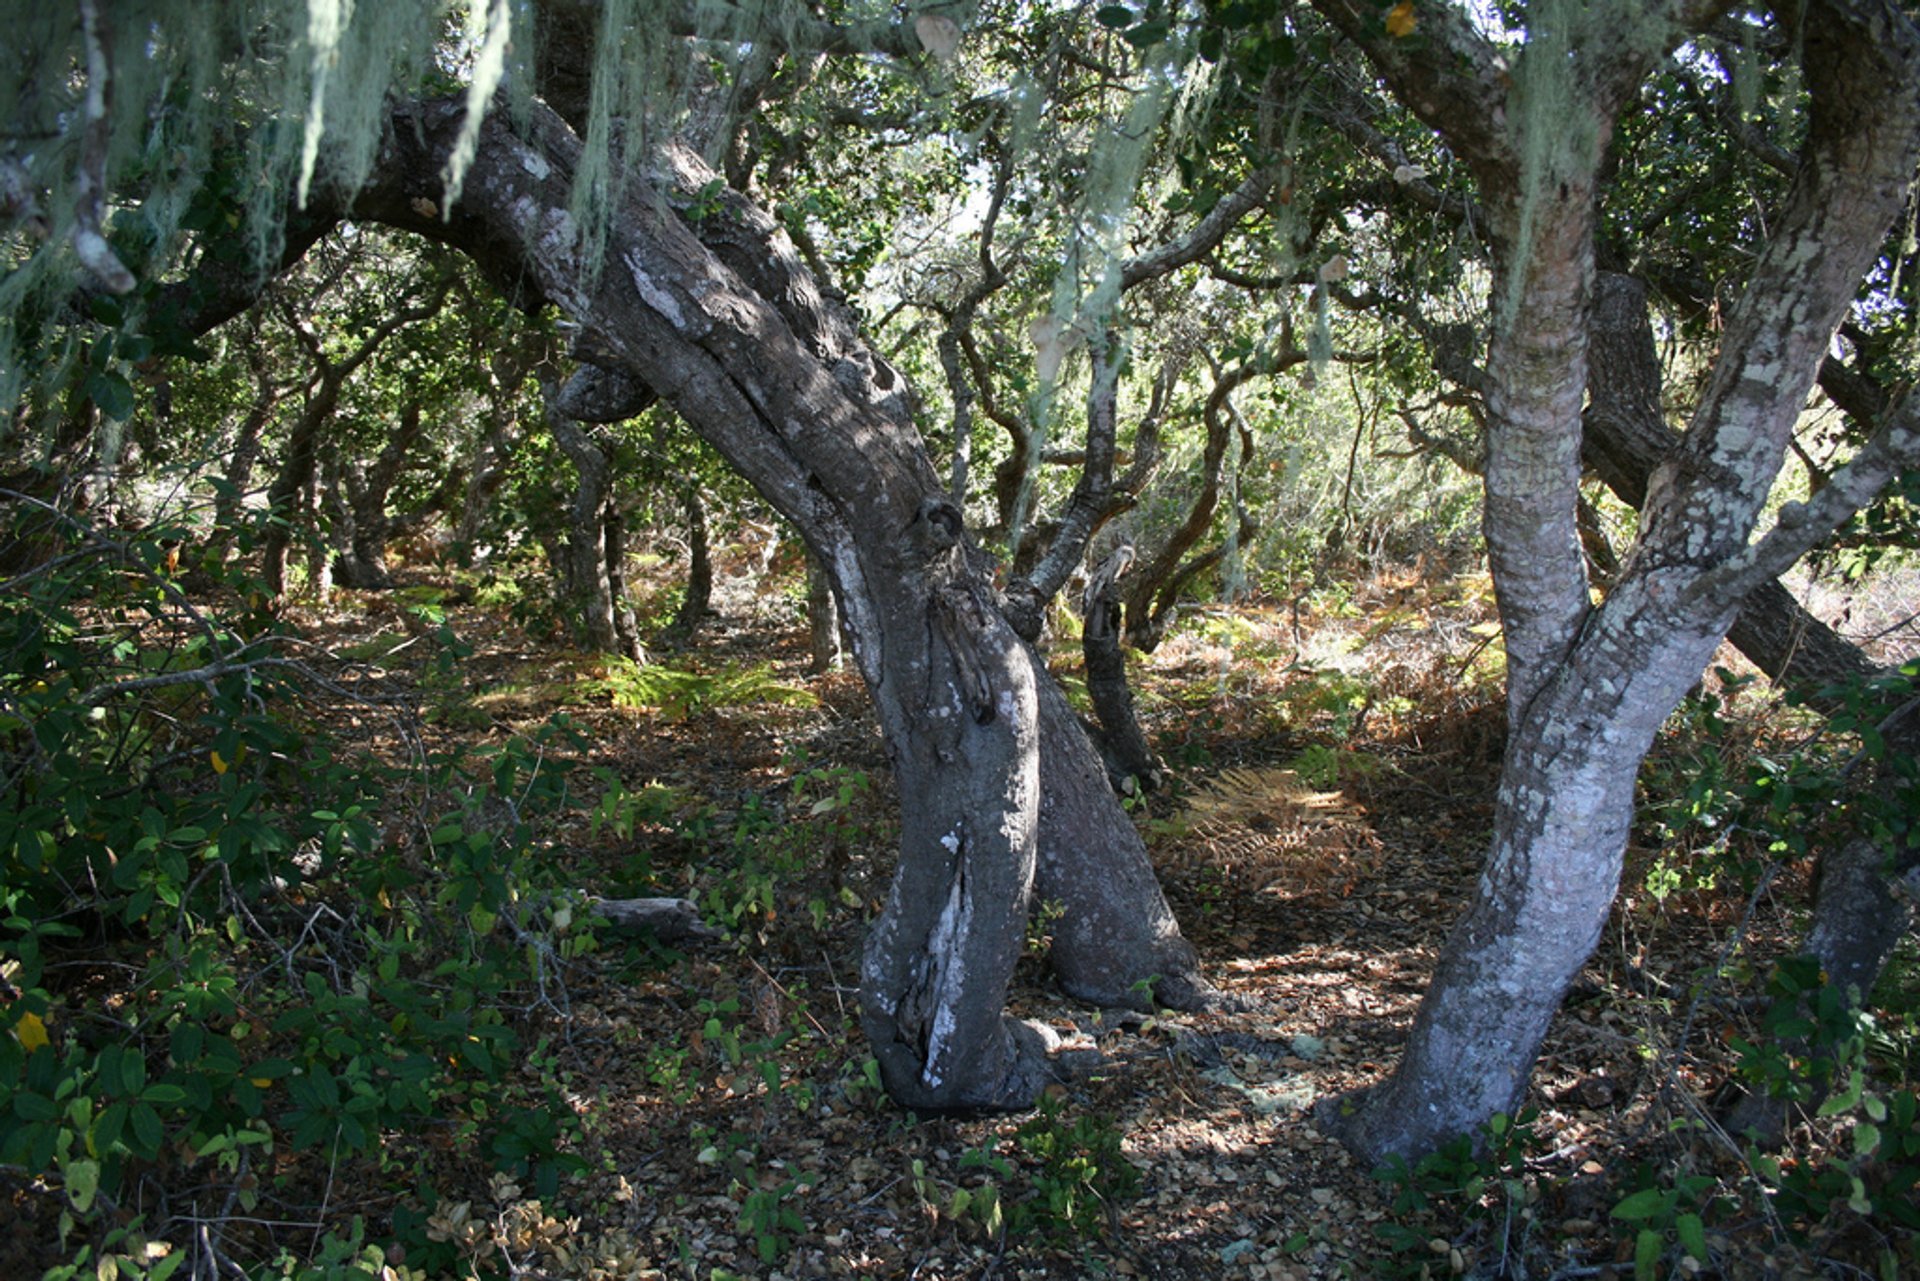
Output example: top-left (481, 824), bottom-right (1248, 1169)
top-left (3, 505), bottom-right (1917, 1280)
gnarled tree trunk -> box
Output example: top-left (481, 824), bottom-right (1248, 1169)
top-left (341, 96), bottom-right (1208, 1109)
top-left (334, 400), bottom-right (427, 589)
top-left (1584, 271), bottom-right (1920, 1138)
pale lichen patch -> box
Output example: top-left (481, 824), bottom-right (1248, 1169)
top-left (623, 249), bottom-right (686, 331)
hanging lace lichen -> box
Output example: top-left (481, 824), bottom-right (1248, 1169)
top-left (1008, 25), bottom-right (1213, 558)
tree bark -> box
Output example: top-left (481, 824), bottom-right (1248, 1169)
top-left (1081, 544), bottom-right (1161, 792)
top-left (805, 551), bottom-right (842, 674)
top-left (661, 485), bottom-right (711, 646)
top-left (207, 367), bottom-right (282, 566)
top-left (1585, 270), bottom-right (1920, 1141)
top-left (261, 294), bottom-right (441, 595)
top-left (547, 407), bottom-right (642, 660)
top-left (590, 896), bottom-right (722, 944)
top-left (334, 400), bottom-right (427, 589)
top-left (1121, 362), bottom-right (1257, 653)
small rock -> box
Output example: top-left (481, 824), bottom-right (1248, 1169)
top-left (1220, 1237), bottom-right (1258, 1264)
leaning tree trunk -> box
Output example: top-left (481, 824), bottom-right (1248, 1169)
top-left (1584, 271), bottom-right (1920, 1140)
top-left (1081, 544), bottom-right (1161, 792)
top-left (342, 97), bottom-right (1210, 1108)
top-left (335, 400), bottom-right (427, 588)
top-left (452, 420), bottom-right (519, 565)
top-left (206, 378), bottom-right (280, 566)
top-left (261, 295), bottom-right (437, 595)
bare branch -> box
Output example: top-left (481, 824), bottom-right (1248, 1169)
top-left (1693, 391), bottom-right (1920, 609)
top-left (1121, 163), bottom-right (1286, 290)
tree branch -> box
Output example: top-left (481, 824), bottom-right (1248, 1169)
top-left (1692, 392), bottom-right (1920, 609)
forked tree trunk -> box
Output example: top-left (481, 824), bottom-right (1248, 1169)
top-left (335, 400), bottom-right (427, 589)
top-left (1585, 272), bottom-right (1920, 1139)
top-left (1313, 0), bottom-right (1920, 1160)
top-left (262, 296), bottom-right (437, 595)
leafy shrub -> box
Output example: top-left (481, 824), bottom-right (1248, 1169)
top-left (1372, 1108), bottom-right (1544, 1277)
top-left (0, 504), bottom-right (597, 1276)
top-left (929, 1100), bottom-right (1143, 1245)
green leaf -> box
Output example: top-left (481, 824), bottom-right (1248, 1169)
top-left (460, 1037), bottom-right (494, 1075)
top-left (13, 1091), bottom-right (58, 1122)
top-left (1818, 1069), bottom-right (1864, 1118)
top-left (1611, 1187), bottom-right (1668, 1221)
top-left (1122, 18), bottom-right (1172, 47)
top-left (1634, 1227), bottom-right (1664, 1281)
top-left (1095, 4), bottom-right (1135, 26)
top-left (61, 1157), bottom-right (100, 1213)
top-left (1676, 1212), bottom-right (1709, 1264)
top-left (85, 371), bottom-right (135, 421)
top-left (130, 1102), bottom-right (164, 1154)
top-left (1854, 1120), bottom-right (1883, 1158)
top-left (95, 1101), bottom-right (129, 1152)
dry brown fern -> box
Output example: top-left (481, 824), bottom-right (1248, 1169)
top-left (1180, 766), bottom-right (1383, 903)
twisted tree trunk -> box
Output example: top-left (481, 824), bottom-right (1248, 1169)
top-left (334, 400), bottom-right (427, 589)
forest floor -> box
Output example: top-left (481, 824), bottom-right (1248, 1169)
top-left (10, 550), bottom-right (1913, 1281)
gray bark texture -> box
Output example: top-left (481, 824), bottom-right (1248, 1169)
top-left (1314, 0), bottom-right (1920, 1161)
top-left (805, 552), bottom-right (842, 674)
top-left (333, 94), bottom-right (1207, 1110)
top-left (1586, 271), bottom-right (1920, 1095)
